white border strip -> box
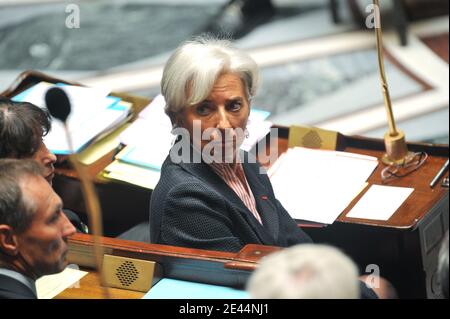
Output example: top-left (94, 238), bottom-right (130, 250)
top-left (318, 89), bottom-right (449, 135)
top-left (81, 31), bottom-right (375, 92)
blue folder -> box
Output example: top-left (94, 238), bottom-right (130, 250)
top-left (143, 278), bottom-right (249, 299)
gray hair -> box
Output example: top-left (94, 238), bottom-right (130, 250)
top-left (161, 35), bottom-right (259, 124)
top-left (247, 244), bottom-right (360, 299)
top-left (0, 159), bottom-right (44, 233)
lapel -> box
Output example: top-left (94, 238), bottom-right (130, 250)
top-left (242, 160), bottom-right (280, 243)
top-left (0, 274), bottom-right (36, 299)
top-left (175, 146), bottom-right (277, 246)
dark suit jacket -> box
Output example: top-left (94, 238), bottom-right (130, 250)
top-left (0, 274), bottom-right (36, 299)
top-left (150, 148), bottom-right (312, 252)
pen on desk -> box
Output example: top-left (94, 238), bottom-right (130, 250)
top-left (430, 159), bottom-right (449, 188)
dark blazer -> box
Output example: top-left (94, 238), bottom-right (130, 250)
top-left (0, 274), bottom-right (36, 299)
top-left (150, 148), bottom-right (312, 252)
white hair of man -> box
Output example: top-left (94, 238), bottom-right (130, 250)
top-left (161, 35), bottom-right (259, 125)
top-left (247, 244), bottom-right (360, 299)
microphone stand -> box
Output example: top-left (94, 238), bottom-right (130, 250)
top-left (373, 0), bottom-right (415, 165)
top-left (63, 124), bottom-right (111, 299)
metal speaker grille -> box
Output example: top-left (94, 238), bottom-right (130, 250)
top-left (302, 130), bottom-right (323, 149)
top-left (115, 260), bottom-right (140, 287)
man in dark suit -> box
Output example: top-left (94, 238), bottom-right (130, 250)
top-left (0, 159), bottom-right (76, 299)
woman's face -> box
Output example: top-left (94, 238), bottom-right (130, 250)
top-left (177, 73), bottom-right (250, 162)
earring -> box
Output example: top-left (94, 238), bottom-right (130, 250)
top-left (244, 128), bottom-right (250, 138)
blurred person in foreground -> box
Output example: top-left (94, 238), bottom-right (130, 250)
top-left (247, 244), bottom-right (361, 299)
top-left (248, 244), bottom-right (397, 299)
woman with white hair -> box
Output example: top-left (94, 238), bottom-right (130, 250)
top-left (149, 35), bottom-right (312, 253)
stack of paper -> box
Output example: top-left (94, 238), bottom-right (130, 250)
top-left (346, 185), bottom-right (414, 221)
top-left (36, 266), bottom-right (88, 299)
top-left (102, 94), bottom-right (272, 189)
top-left (12, 82), bottom-right (131, 154)
top-left (102, 95), bottom-right (170, 188)
top-left (268, 147), bottom-right (379, 224)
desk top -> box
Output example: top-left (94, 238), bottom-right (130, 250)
top-left (55, 271), bottom-right (144, 299)
top-left (264, 129), bottom-right (449, 229)
top-left (54, 126), bottom-right (448, 230)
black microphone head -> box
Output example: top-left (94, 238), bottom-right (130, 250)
top-left (45, 87), bottom-right (71, 122)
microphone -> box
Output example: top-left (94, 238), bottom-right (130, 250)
top-left (44, 87), bottom-right (71, 123)
top-left (45, 86), bottom-right (110, 298)
top-left (372, 0), bottom-right (415, 166)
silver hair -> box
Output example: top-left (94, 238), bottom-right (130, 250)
top-left (247, 244), bottom-right (360, 299)
top-left (161, 35), bottom-right (259, 124)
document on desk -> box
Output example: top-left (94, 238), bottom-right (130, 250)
top-left (346, 185), bottom-right (414, 220)
top-left (12, 81), bottom-right (130, 154)
top-left (143, 278), bottom-right (249, 299)
top-left (77, 122), bottom-right (130, 165)
top-left (102, 160), bottom-right (161, 189)
top-left (269, 147), bottom-right (378, 224)
top-left (117, 118), bottom-right (173, 170)
top-left (36, 267), bottom-right (88, 299)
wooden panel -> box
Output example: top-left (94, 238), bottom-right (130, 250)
top-left (66, 234), bottom-right (268, 290)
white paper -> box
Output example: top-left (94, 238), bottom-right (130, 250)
top-left (103, 160), bottom-right (161, 189)
top-left (138, 94), bottom-right (171, 126)
top-left (44, 105), bottom-right (130, 154)
top-left (36, 266), bottom-right (88, 299)
top-left (119, 118), bottom-right (173, 147)
top-left (13, 82), bottom-right (129, 154)
top-left (346, 184), bottom-right (414, 221)
top-left (269, 147), bottom-right (379, 224)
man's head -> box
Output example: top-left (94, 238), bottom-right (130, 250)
top-left (247, 244), bottom-right (360, 299)
top-left (0, 159), bottom-right (76, 279)
top-left (0, 98), bottom-right (56, 184)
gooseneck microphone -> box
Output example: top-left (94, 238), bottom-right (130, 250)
top-left (45, 87), bottom-right (71, 122)
top-left (45, 86), bottom-right (110, 298)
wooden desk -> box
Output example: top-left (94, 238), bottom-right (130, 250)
top-left (54, 132), bottom-right (448, 298)
top-left (54, 234), bottom-right (277, 299)
top-left (269, 127), bottom-right (449, 298)
top-left (2, 71), bottom-right (448, 298)
top-left (56, 271), bottom-right (144, 299)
